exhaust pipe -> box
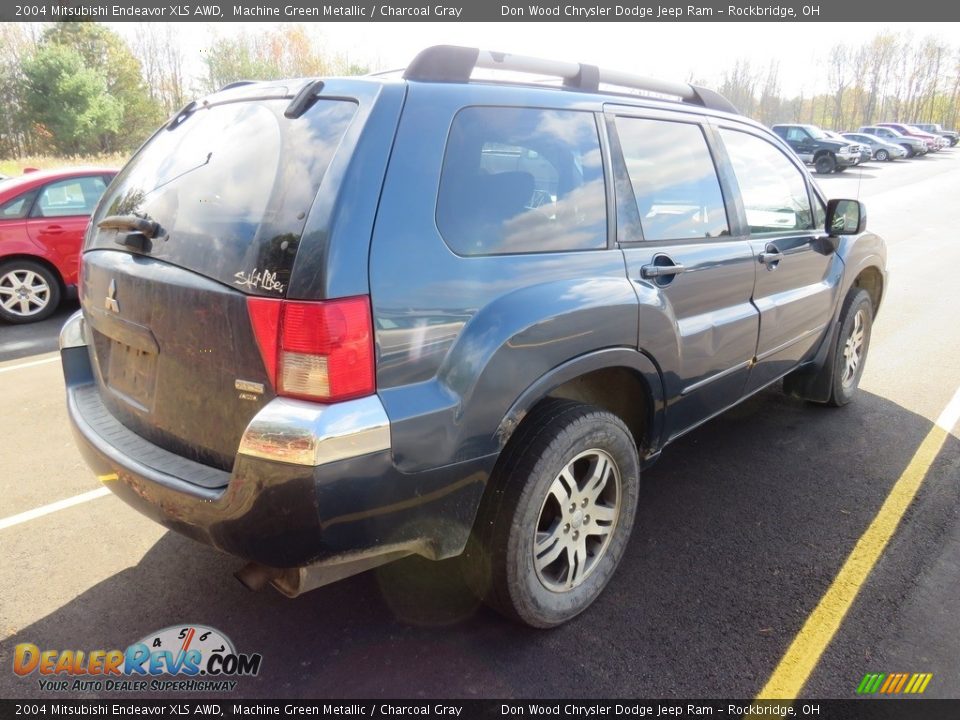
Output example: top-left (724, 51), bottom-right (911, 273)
top-left (234, 562), bottom-right (280, 592)
top-left (235, 543), bottom-right (422, 597)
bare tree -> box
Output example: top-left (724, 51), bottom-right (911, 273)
top-left (130, 23), bottom-right (186, 115)
top-left (756, 61), bottom-right (781, 125)
top-left (828, 44), bottom-right (851, 129)
top-left (718, 58), bottom-right (759, 117)
top-left (861, 33), bottom-right (896, 125)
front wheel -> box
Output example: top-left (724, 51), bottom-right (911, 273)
top-left (464, 399), bottom-right (640, 628)
top-left (826, 289), bottom-right (874, 407)
top-left (875, 149), bottom-right (889, 162)
top-left (814, 153), bottom-right (837, 174)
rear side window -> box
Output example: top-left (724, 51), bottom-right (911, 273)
top-left (0, 189), bottom-right (38, 219)
top-left (32, 176), bottom-right (107, 218)
top-left (90, 98), bottom-right (357, 295)
top-left (436, 107), bottom-right (607, 255)
top-left (784, 127), bottom-right (808, 143)
top-left (615, 117), bottom-right (729, 241)
top-left (720, 129), bottom-right (814, 234)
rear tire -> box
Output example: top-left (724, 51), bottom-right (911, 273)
top-left (0, 259), bottom-right (61, 324)
top-left (875, 149), bottom-right (889, 162)
top-left (814, 153), bottom-right (836, 174)
top-left (463, 399), bottom-right (640, 628)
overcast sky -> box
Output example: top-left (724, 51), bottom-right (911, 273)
top-left (108, 21), bottom-right (955, 97)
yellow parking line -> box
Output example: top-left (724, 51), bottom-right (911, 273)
top-left (756, 387), bottom-right (960, 700)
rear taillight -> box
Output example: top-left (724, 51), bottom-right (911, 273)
top-left (247, 295), bottom-right (375, 404)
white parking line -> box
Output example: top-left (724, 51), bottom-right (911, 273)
top-left (936, 385), bottom-right (960, 434)
top-left (0, 355), bottom-right (59, 374)
top-left (0, 487), bottom-right (111, 531)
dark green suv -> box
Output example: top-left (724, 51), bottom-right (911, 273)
top-left (60, 46), bottom-right (887, 627)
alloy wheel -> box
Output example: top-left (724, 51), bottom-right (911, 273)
top-left (533, 448), bottom-right (621, 592)
top-left (0, 268), bottom-right (52, 318)
top-left (841, 309), bottom-right (866, 389)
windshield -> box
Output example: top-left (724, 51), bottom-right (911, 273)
top-left (805, 126), bottom-right (829, 140)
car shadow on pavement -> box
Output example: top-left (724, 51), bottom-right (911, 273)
top-left (2, 386), bottom-right (958, 699)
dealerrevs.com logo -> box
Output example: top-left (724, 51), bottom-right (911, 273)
top-left (13, 624), bottom-right (262, 693)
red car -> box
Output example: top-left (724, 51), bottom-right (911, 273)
top-left (0, 167), bottom-right (116, 323)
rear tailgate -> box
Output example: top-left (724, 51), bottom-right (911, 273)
top-left (81, 87), bottom-right (360, 474)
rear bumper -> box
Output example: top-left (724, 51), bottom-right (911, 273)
top-left (60, 311), bottom-right (489, 573)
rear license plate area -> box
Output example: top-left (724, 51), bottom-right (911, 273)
top-left (101, 335), bottom-right (158, 410)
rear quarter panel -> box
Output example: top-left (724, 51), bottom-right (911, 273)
top-left (369, 83), bottom-right (644, 473)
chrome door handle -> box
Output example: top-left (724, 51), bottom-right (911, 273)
top-left (759, 249), bottom-right (783, 266)
top-left (641, 263), bottom-right (686, 279)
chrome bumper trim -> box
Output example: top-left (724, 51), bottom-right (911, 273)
top-left (238, 395), bottom-right (391, 467)
top-left (59, 310), bottom-right (87, 349)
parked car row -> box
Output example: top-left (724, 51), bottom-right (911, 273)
top-left (840, 132), bottom-right (908, 162)
top-left (912, 122), bottom-right (959, 146)
top-left (772, 120), bottom-right (955, 173)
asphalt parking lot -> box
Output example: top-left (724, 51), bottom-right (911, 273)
top-left (1, 151), bottom-right (959, 701)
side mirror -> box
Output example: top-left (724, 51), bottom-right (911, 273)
top-left (826, 198), bottom-right (866, 236)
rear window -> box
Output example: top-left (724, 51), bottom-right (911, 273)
top-left (90, 98), bottom-right (357, 295)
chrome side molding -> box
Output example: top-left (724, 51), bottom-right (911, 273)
top-left (237, 395), bottom-right (391, 467)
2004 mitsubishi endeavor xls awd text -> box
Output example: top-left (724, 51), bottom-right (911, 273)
top-left (60, 46), bottom-right (887, 627)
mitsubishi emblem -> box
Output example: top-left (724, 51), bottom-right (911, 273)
top-left (105, 279), bottom-right (120, 313)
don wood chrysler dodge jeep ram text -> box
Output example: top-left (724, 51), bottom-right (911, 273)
top-left (59, 46), bottom-right (887, 627)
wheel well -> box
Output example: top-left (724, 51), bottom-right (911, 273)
top-left (853, 266), bottom-right (883, 311)
top-left (0, 253), bottom-right (65, 291)
top-left (541, 367), bottom-right (652, 454)
top-left (814, 149), bottom-right (833, 159)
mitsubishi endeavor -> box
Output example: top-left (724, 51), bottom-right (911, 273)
top-left (60, 46), bottom-right (887, 627)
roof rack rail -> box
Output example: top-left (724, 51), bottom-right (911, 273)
top-left (403, 45), bottom-right (738, 115)
top-left (219, 80), bottom-right (257, 91)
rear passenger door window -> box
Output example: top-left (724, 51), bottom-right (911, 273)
top-left (614, 117), bottom-right (729, 241)
top-left (436, 107), bottom-right (607, 255)
top-left (0, 189), bottom-right (38, 220)
top-left (31, 176), bottom-right (107, 218)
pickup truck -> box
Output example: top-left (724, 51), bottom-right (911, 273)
top-left (772, 124), bottom-right (861, 174)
